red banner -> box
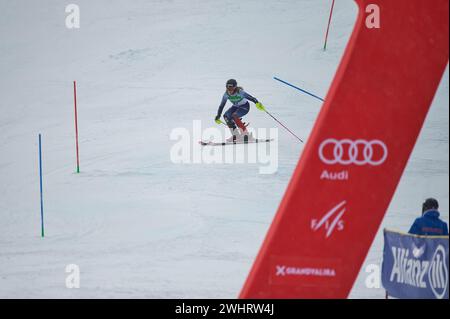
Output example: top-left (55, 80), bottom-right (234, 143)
top-left (240, 0), bottom-right (449, 298)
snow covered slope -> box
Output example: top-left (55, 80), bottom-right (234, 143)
top-left (0, 0), bottom-right (447, 298)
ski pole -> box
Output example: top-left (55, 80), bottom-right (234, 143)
top-left (256, 103), bottom-right (304, 143)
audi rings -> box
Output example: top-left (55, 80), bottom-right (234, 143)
top-left (319, 139), bottom-right (388, 166)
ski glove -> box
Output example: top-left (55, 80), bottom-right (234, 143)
top-left (255, 102), bottom-right (266, 111)
top-left (215, 115), bottom-right (222, 125)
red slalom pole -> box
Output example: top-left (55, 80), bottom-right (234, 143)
top-left (323, 0), bottom-right (335, 51)
top-left (73, 81), bottom-right (80, 173)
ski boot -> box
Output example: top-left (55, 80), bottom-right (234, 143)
top-left (226, 127), bottom-right (239, 143)
top-left (233, 115), bottom-right (254, 143)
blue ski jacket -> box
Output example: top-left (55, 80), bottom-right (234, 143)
top-left (408, 210), bottom-right (449, 236)
top-left (217, 88), bottom-right (258, 117)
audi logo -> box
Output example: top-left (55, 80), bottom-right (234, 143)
top-left (319, 139), bottom-right (388, 166)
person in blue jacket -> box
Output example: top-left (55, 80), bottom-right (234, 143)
top-left (409, 198), bottom-right (449, 236)
top-left (215, 79), bottom-right (264, 142)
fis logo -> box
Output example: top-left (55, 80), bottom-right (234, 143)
top-left (311, 201), bottom-right (346, 238)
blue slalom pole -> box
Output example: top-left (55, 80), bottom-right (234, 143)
top-left (39, 134), bottom-right (44, 238)
top-left (273, 76), bottom-right (324, 102)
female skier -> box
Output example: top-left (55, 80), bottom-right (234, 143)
top-left (215, 79), bottom-right (264, 142)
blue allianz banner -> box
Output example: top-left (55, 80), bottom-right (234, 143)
top-left (382, 229), bottom-right (449, 299)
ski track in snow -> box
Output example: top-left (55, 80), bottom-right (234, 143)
top-left (0, 0), bottom-right (448, 298)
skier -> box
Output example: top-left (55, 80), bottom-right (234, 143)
top-left (215, 79), bottom-right (264, 142)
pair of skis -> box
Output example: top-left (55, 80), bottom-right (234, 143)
top-left (199, 138), bottom-right (273, 146)
top-left (201, 118), bottom-right (273, 146)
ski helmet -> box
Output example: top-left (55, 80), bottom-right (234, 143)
top-left (226, 79), bottom-right (237, 88)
